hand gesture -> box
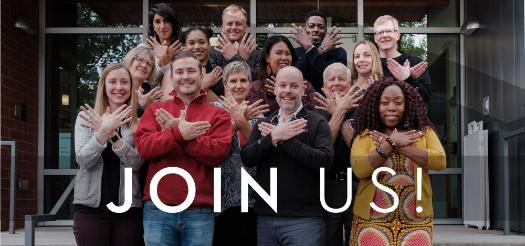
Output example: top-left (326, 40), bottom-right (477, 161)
top-left (155, 108), bottom-right (179, 130)
top-left (271, 117), bottom-right (307, 145)
top-left (137, 86), bottom-right (163, 108)
top-left (369, 130), bottom-right (389, 145)
top-left (289, 24), bottom-right (313, 50)
top-left (177, 110), bottom-right (211, 140)
top-left (216, 32), bottom-right (239, 60)
top-left (264, 76), bottom-right (276, 96)
top-left (314, 89), bottom-right (337, 115)
top-left (245, 99), bottom-right (270, 120)
top-left (366, 74), bottom-right (380, 87)
top-left (219, 94), bottom-right (247, 122)
top-left (79, 104), bottom-right (102, 130)
top-left (95, 105), bottom-right (132, 143)
top-left (320, 26), bottom-right (343, 52)
top-left (409, 61), bottom-right (428, 79)
top-left (146, 37), bottom-right (183, 67)
top-left (202, 66), bottom-right (223, 90)
top-left (238, 33), bottom-right (256, 61)
top-left (388, 129), bottom-right (423, 147)
top-left (386, 58), bottom-right (410, 81)
top-left (258, 122), bottom-right (275, 137)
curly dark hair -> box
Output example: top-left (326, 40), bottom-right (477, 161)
top-left (354, 78), bottom-right (434, 136)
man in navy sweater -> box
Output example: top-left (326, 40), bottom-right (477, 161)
top-left (290, 10), bottom-right (347, 92)
top-left (373, 15), bottom-right (432, 103)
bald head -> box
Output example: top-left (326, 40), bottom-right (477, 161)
top-left (274, 66), bottom-right (306, 114)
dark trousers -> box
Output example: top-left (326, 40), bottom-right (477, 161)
top-left (322, 178), bottom-right (358, 246)
top-left (257, 216), bottom-right (325, 246)
top-left (213, 206), bottom-right (257, 246)
top-left (73, 210), bottom-right (143, 246)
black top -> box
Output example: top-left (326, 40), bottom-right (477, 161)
top-left (380, 53), bottom-right (432, 103)
top-left (75, 136), bottom-right (121, 213)
top-left (241, 108), bottom-right (334, 217)
top-left (295, 46), bottom-right (348, 92)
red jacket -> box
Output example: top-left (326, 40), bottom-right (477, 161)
top-left (135, 90), bottom-right (232, 208)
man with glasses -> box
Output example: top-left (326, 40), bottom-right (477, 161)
top-left (290, 10), bottom-right (347, 92)
top-left (373, 15), bottom-right (432, 102)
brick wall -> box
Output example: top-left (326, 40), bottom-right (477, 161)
top-left (1, 0), bottom-right (39, 230)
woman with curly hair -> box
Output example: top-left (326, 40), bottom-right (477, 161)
top-left (350, 79), bottom-right (446, 246)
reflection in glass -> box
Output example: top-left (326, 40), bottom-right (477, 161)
top-left (46, 0), bottom-right (142, 27)
top-left (364, 0), bottom-right (459, 27)
top-left (45, 34), bottom-right (142, 169)
top-left (430, 175), bottom-right (462, 219)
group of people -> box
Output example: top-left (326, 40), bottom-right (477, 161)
top-left (72, 3), bottom-right (446, 246)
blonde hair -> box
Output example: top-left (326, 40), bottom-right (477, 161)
top-left (94, 63), bottom-right (138, 133)
top-left (350, 40), bottom-right (384, 81)
top-left (122, 46), bottom-right (157, 87)
top-left (222, 4), bottom-right (248, 23)
top-left (373, 15), bottom-right (399, 31)
top-left (323, 63), bottom-right (351, 82)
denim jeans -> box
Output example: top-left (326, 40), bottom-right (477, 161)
top-left (257, 216), bottom-right (325, 246)
top-left (143, 201), bottom-right (214, 246)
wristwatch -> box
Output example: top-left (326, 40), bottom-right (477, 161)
top-left (109, 131), bottom-right (121, 144)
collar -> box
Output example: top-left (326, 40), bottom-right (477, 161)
top-left (170, 89), bottom-right (208, 106)
top-left (270, 103), bottom-right (306, 123)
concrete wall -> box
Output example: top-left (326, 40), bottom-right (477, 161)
top-left (464, 0), bottom-right (525, 233)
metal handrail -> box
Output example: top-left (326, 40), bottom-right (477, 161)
top-left (1, 140), bottom-right (16, 234)
top-left (502, 127), bottom-right (525, 235)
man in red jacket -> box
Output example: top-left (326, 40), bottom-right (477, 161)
top-left (135, 51), bottom-right (232, 246)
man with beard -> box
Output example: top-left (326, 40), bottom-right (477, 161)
top-left (290, 10), bottom-right (347, 92)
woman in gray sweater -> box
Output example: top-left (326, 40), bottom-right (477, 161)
top-left (73, 63), bottom-right (144, 246)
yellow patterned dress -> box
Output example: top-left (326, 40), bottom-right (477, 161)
top-left (350, 152), bottom-right (433, 246)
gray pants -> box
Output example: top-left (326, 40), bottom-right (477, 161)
top-left (257, 216), bottom-right (325, 246)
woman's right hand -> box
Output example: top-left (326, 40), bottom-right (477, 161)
top-left (137, 86), bottom-right (163, 107)
top-left (264, 76), bottom-right (276, 96)
top-left (389, 129), bottom-right (423, 148)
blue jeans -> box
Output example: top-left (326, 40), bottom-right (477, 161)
top-left (143, 201), bottom-right (214, 246)
top-left (257, 216), bottom-right (325, 246)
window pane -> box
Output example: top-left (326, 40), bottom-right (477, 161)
top-left (153, 1), bottom-right (249, 27)
top-left (46, 0), bottom-right (142, 27)
top-left (44, 176), bottom-right (75, 220)
top-left (364, 34), bottom-right (460, 168)
top-left (364, 0), bottom-right (459, 27)
top-left (257, 0), bottom-right (357, 27)
top-left (431, 175), bottom-right (462, 219)
top-left (45, 34), bottom-right (142, 169)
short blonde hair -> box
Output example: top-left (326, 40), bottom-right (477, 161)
top-left (373, 15), bottom-right (399, 31)
top-left (222, 4), bottom-right (248, 23)
top-left (350, 40), bottom-right (384, 81)
top-left (94, 64), bottom-right (138, 133)
top-left (122, 46), bottom-right (157, 87)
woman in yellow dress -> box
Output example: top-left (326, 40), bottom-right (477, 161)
top-left (350, 79), bottom-right (446, 245)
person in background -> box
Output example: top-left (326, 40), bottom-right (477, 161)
top-left (372, 15), bottom-right (431, 103)
top-left (290, 10), bottom-right (347, 92)
top-left (248, 35), bottom-right (317, 115)
top-left (73, 63), bottom-right (143, 246)
top-left (212, 61), bottom-right (269, 245)
top-left (350, 79), bottom-right (446, 245)
top-left (135, 51), bottom-right (232, 246)
top-left (350, 39), bottom-right (384, 89)
top-left (313, 63), bottom-right (365, 246)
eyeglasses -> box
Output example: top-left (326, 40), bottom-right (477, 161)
top-left (374, 29), bottom-right (398, 36)
top-left (134, 56), bottom-right (154, 68)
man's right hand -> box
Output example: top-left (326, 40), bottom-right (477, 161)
top-left (177, 110), bottom-right (211, 140)
top-left (216, 32), bottom-right (239, 60)
top-left (270, 117), bottom-right (307, 145)
top-left (289, 25), bottom-right (313, 50)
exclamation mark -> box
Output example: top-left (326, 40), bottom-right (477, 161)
top-left (416, 167), bottom-right (423, 213)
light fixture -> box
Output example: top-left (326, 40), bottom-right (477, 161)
top-left (460, 21), bottom-right (481, 36)
top-left (61, 94), bottom-right (70, 106)
top-left (14, 17), bottom-right (35, 35)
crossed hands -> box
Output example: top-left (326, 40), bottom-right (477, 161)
top-left (155, 109), bottom-right (211, 141)
top-left (80, 104), bottom-right (132, 143)
top-left (314, 85), bottom-right (367, 115)
top-left (369, 129), bottom-right (423, 149)
top-left (216, 32), bottom-right (256, 61)
top-left (146, 37), bottom-right (183, 67)
top-left (289, 25), bottom-right (343, 53)
top-left (258, 116), bottom-right (307, 145)
top-left (386, 58), bottom-right (428, 81)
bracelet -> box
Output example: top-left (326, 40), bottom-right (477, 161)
top-left (375, 143), bottom-right (389, 159)
top-left (385, 137), bottom-right (398, 151)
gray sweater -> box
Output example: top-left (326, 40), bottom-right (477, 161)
top-left (73, 112), bottom-right (144, 209)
